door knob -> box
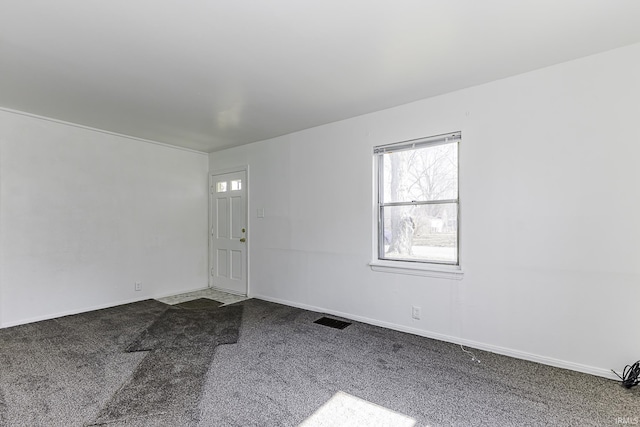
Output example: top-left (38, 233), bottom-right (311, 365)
top-left (240, 238), bottom-right (246, 243)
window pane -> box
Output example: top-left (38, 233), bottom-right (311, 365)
top-left (381, 203), bottom-right (457, 264)
top-left (231, 179), bottom-right (242, 191)
top-left (216, 181), bottom-right (227, 192)
top-left (382, 142), bottom-right (457, 203)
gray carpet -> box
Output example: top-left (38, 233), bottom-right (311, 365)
top-left (0, 297), bottom-right (638, 426)
top-left (91, 299), bottom-right (243, 426)
top-left (0, 388), bottom-right (7, 426)
top-left (125, 300), bottom-right (241, 352)
top-left (200, 299), bottom-right (640, 426)
top-left (0, 299), bottom-right (168, 426)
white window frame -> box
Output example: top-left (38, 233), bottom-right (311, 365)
top-left (370, 132), bottom-right (464, 279)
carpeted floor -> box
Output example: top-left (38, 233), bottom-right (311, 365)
top-left (0, 297), bottom-right (637, 426)
top-left (92, 299), bottom-right (243, 426)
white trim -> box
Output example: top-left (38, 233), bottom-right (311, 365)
top-left (210, 165), bottom-right (249, 177)
top-left (0, 285), bottom-right (210, 329)
top-left (0, 106), bottom-right (207, 155)
top-left (211, 286), bottom-right (247, 296)
top-left (369, 260), bottom-right (464, 279)
top-left (209, 165), bottom-right (250, 297)
top-left (251, 294), bottom-right (619, 381)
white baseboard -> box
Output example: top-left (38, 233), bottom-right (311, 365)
top-left (252, 293), bottom-right (619, 381)
top-left (210, 286), bottom-right (247, 297)
top-left (1, 285), bottom-right (210, 329)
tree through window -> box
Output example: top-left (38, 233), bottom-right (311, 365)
top-left (375, 132), bottom-right (460, 265)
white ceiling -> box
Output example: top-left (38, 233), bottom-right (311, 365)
top-left (2, 1), bottom-right (640, 153)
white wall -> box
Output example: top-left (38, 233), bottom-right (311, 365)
top-left (0, 110), bottom-right (209, 327)
top-left (210, 42), bottom-right (640, 378)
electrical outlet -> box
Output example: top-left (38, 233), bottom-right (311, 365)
top-left (134, 282), bottom-right (142, 292)
top-left (411, 306), bottom-right (421, 320)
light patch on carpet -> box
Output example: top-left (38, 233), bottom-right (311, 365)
top-left (300, 391), bottom-right (417, 427)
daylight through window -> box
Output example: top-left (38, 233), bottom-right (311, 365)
top-left (375, 132), bottom-right (460, 265)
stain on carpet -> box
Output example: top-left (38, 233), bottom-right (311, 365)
top-left (91, 302), bottom-right (243, 426)
top-left (175, 298), bottom-right (223, 310)
top-left (125, 303), bottom-right (240, 352)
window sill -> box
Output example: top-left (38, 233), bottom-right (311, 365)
top-left (369, 260), bottom-right (464, 280)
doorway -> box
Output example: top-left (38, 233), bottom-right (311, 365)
top-left (209, 168), bottom-right (247, 295)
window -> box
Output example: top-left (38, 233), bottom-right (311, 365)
top-left (230, 179), bottom-right (242, 191)
top-left (374, 132), bottom-right (460, 270)
top-left (217, 179), bottom-right (242, 192)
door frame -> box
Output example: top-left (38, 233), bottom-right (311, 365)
top-left (209, 165), bottom-right (250, 296)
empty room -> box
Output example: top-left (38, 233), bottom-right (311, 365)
top-left (1, 1), bottom-right (639, 426)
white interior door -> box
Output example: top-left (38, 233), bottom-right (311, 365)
top-left (210, 170), bottom-right (247, 295)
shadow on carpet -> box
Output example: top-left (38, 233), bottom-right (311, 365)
top-left (90, 299), bottom-right (243, 426)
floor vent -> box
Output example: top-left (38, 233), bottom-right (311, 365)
top-left (314, 317), bottom-right (352, 330)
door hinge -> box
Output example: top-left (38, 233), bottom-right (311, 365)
top-left (210, 268), bottom-right (215, 276)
